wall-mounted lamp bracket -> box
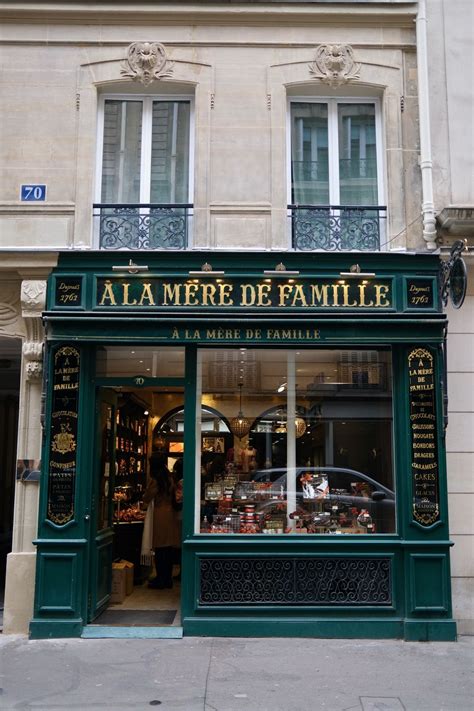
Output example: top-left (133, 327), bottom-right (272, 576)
top-left (264, 263), bottom-right (300, 276)
top-left (112, 259), bottom-right (149, 274)
top-left (189, 262), bottom-right (225, 276)
top-left (339, 271), bottom-right (375, 278)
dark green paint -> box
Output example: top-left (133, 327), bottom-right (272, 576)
top-left (30, 252), bottom-right (456, 641)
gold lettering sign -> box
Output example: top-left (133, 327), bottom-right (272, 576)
top-left (169, 326), bottom-right (321, 342)
top-left (55, 277), bottom-right (83, 307)
top-left (47, 346), bottom-right (80, 526)
top-left (408, 347), bottom-right (440, 527)
top-left (95, 277), bottom-right (393, 310)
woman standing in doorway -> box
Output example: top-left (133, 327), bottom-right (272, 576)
top-left (142, 453), bottom-right (180, 589)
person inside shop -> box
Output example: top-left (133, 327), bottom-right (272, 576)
top-left (171, 457), bottom-right (183, 582)
top-left (142, 453), bottom-right (180, 590)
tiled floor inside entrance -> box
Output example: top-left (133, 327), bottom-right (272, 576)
top-left (94, 566), bottom-right (182, 627)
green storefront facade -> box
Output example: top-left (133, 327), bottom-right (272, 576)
top-left (30, 250), bottom-right (457, 641)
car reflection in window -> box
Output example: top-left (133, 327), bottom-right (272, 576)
top-left (251, 467), bottom-right (395, 534)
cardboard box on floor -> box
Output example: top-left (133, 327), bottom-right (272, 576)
top-left (111, 562), bottom-right (127, 603)
top-left (121, 560), bottom-right (134, 595)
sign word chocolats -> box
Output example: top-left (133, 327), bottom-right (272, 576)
top-left (95, 277), bottom-right (392, 309)
top-left (408, 347), bottom-right (440, 527)
top-left (47, 346), bottom-right (80, 526)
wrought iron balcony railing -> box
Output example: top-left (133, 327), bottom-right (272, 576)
top-left (94, 204), bottom-right (192, 250)
top-left (289, 205), bottom-right (386, 251)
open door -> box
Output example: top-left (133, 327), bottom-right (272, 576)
top-left (88, 388), bottom-right (117, 622)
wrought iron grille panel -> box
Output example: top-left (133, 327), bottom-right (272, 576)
top-left (289, 205), bottom-right (386, 251)
top-left (199, 557), bottom-right (392, 606)
top-left (94, 204), bottom-right (192, 250)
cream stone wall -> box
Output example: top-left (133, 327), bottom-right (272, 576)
top-left (427, 0), bottom-right (474, 634)
top-left (427, 0), bottom-right (474, 208)
top-left (0, 3), bottom-right (422, 252)
top-left (445, 270), bottom-right (474, 635)
top-left (0, 269), bottom-right (52, 634)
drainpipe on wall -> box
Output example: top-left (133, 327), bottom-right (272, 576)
top-left (416, 0), bottom-right (438, 251)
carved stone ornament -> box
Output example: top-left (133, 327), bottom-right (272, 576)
top-left (22, 341), bottom-right (43, 361)
top-left (26, 360), bottom-right (43, 381)
top-left (121, 42), bottom-right (174, 85)
top-left (20, 280), bottom-right (47, 314)
top-left (309, 44), bottom-right (361, 87)
top-left (0, 302), bottom-right (19, 327)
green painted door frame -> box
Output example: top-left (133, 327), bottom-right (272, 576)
top-left (88, 387), bottom-right (118, 622)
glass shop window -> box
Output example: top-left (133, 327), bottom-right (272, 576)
top-left (196, 348), bottom-right (395, 535)
top-left (96, 346), bottom-right (185, 378)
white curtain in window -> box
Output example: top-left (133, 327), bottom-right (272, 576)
top-left (338, 104), bottom-right (378, 206)
top-left (101, 101), bottom-right (142, 203)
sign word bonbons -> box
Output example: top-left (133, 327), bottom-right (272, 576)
top-left (95, 277), bottom-right (392, 309)
top-left (408, 347), bottom-right (440, 527)
top-left (47, 346), bottom-right (80, 526)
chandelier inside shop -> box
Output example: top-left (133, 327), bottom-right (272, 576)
top-left (229, 384), bottom-right (251, 439)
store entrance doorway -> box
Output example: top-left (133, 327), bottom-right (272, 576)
top-left (87, 384), bottom-right (184, 633)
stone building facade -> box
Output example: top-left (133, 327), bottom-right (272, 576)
top-left (427, 0), bottom-right (474, 635)
top-left (0, 0), bottom-right (471, 636)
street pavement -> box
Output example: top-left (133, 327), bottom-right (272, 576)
top-left (0, 634), bottom-right (472, 711)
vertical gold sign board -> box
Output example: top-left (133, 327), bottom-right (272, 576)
top-left (47, 346), bottom-right (80, 526)
top-left (408, 347), bottom-right (440, 526)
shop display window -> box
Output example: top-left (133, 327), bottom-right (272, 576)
top-left (196, 348), bottom-right (395, 535)
top-left (96, 345), bottom-right (185, 378)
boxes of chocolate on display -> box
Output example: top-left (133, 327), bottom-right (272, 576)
top-left (222, 474), bottom-right (238, 488)
top-left (254, 482), bottom-right (274, 500)
top-left (222, 477), bottom-right (237, 500)
top-left (233, 481), bottom-right (255, 501)
top-left (217, 499), bottom-right (233, 514)
top-left (238, 503), bottom-right (262, 534)
top-left (205, 482), bottom-right (223, 501)
top-left (211, 513), bottom-right (241, 533)
top-left (262, 514), bottom-right (287, 534)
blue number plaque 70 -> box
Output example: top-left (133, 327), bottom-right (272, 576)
top-left (21, 185), bottom-right (46, 201)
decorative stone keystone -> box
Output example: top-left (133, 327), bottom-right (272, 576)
top-left (121, 42), bottom-right (174, 85)
top-left (309, 44), bottom-right (361, 87)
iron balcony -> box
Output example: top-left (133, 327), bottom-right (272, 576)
top-left (289, 205), bottom-right (387, 251)
top-left (94, 203), bottom-right (193, 250)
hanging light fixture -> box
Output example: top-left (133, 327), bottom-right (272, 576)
top-left (273, 408), bottom-right (306, 439)
top-left (295, 416), bottom-right (307, 438)
top-left (229, 384), bottom-right (251, 439)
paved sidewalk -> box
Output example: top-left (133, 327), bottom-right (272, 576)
top-left (0, 634), bottom-right (472, 711)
